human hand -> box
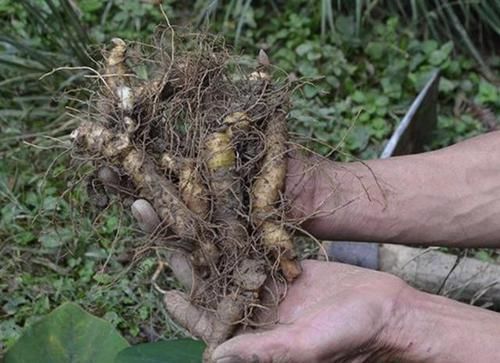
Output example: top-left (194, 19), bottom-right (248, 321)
top-left (127, 188), bottom-right (409, 362)
top-left (128, 168), bottom-right (500, 363)
top-left (211, 259), bottom-right (410, 363)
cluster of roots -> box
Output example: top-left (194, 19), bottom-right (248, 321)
top-left (71, 29), bottom-right (301, 359)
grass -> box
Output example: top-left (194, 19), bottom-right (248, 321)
top-left (198, 0), bottom-right (500, 79)
top-left (0, 0), bottom-right (499, 356)
top-left (0, 0), bottom-right (187, 353)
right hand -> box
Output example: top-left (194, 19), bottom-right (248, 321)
top-left (210, 259), bottom-right (411, 363)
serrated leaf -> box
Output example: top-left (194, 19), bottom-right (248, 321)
top-left (114, 339), bottom-right (205, 363)
top-left (5, 302), bottom-right (129, 363)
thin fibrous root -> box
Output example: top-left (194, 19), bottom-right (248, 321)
top-left (131, 199), bottom-right (201, 295)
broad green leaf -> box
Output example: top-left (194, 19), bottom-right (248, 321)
top-left (0, 319), bottom-right (22, 349)
top-left (381, 77), bottom-right (402, 99)
top-left (351, 90), bottom-right (366, 103)
top-left (365, 42), bottom-right (384, 60)
top-left (440, 41), bottom-right (454, 56)
top-left (438, 77), bottom-right (457, 94)
top-left (335, 15), bottom-right (355, 37)
top-left (114, 339), bottom-right (205, 363)
top-left (429, 49), bottom-right (448, 66)
top-left (303, 84), bottom-right (318, 98)
top-left (477, 80), bottom-right (499, 105)
top-left (345, 126), bottom-right (370, 151)
top-left (374, 95), bottom-right (389, 107)
top-left (5, 302), bottom-right (129, 363)
top-left (297, 62), bottom-right (318, 77)
top-left (295, 42), bottom-right (313, 56)
top-left (421, 40), bottom-right (438, 54)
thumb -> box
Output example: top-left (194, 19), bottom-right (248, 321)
top-left (211, 327), bottom-right (297, 363)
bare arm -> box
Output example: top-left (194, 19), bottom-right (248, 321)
top-left (287, 131), bottom-right (500, 247)
top-left (394, 286), bottom-right (500, 362)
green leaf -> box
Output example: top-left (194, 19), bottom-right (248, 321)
top-left (421, 40), bottom-right (438, 54)
top-left (303, 84), bottom-right (318, 98)
top-left (381, 77), bottom-right (402, 99)
top-left (5, 302), bottom-right (129, 363)
top-left (345, 126), bottom-right (370, 151)
top-left (38, 228), bottom-right (73, 248)
top-left (351, 90), bottom-right (366, 103)
top-left (375, 95), bottom-right (389, 107)
top-left (295, 42), bottom-right (313, 56)
top-left (366, 42), bottom-right (384, 60)
top-left (297, 62), bottom-right (318, 77)
top-left (440, 41), bottom-right (454, 56)
top-left (474, 250), bottom-right (494, 263)
top-left (335, 16), bottom-right (355, 37)
top-left (0, 319), bottom-right (22, 350)
top-left (477, 79), bottom-right (499, 105)
top-left (114, 339), bottom-right (205, 363)
top-left (429, 49), bottom-right (448, 66)
top-left (438, 77), bottom-right (457, 94)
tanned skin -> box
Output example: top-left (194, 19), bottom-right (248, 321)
top-left (211, 131), bottom-right (500, 363)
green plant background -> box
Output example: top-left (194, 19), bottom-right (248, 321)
top-left (1, 0), bottom-right (499, 356)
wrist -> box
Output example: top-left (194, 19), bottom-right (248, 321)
top-left (286, 157), bottom-right (386, 240)
top-left (380, 285), bottom-right (433, 362)
top-left (385, 286), bottom-right (500, 362)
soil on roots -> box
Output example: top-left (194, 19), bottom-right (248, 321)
top-left (71, 28), bottom-right (301, 354)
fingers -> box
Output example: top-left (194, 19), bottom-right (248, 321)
top-left (211, 327), bottom-right (298, 363)
top-left (131, 199), bottom-right (161, 233)
top-left (130, 199), bottom-right (198, 293)
top-left (164, 291), bottom-right (240, 362)
top-left (166, 251), bottom-right (199, 294)
top-left (163, 290), bottom-right (220, 344)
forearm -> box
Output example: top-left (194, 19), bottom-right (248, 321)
top-left (389, 288), bottom-right (500, 362)
top-left (289, 131), bottom-right (500, 247)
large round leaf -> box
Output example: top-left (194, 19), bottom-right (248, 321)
top-left (114, 339), bottom-right (205, 363)
top-left (5, 302), bottom-right (129, 363)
